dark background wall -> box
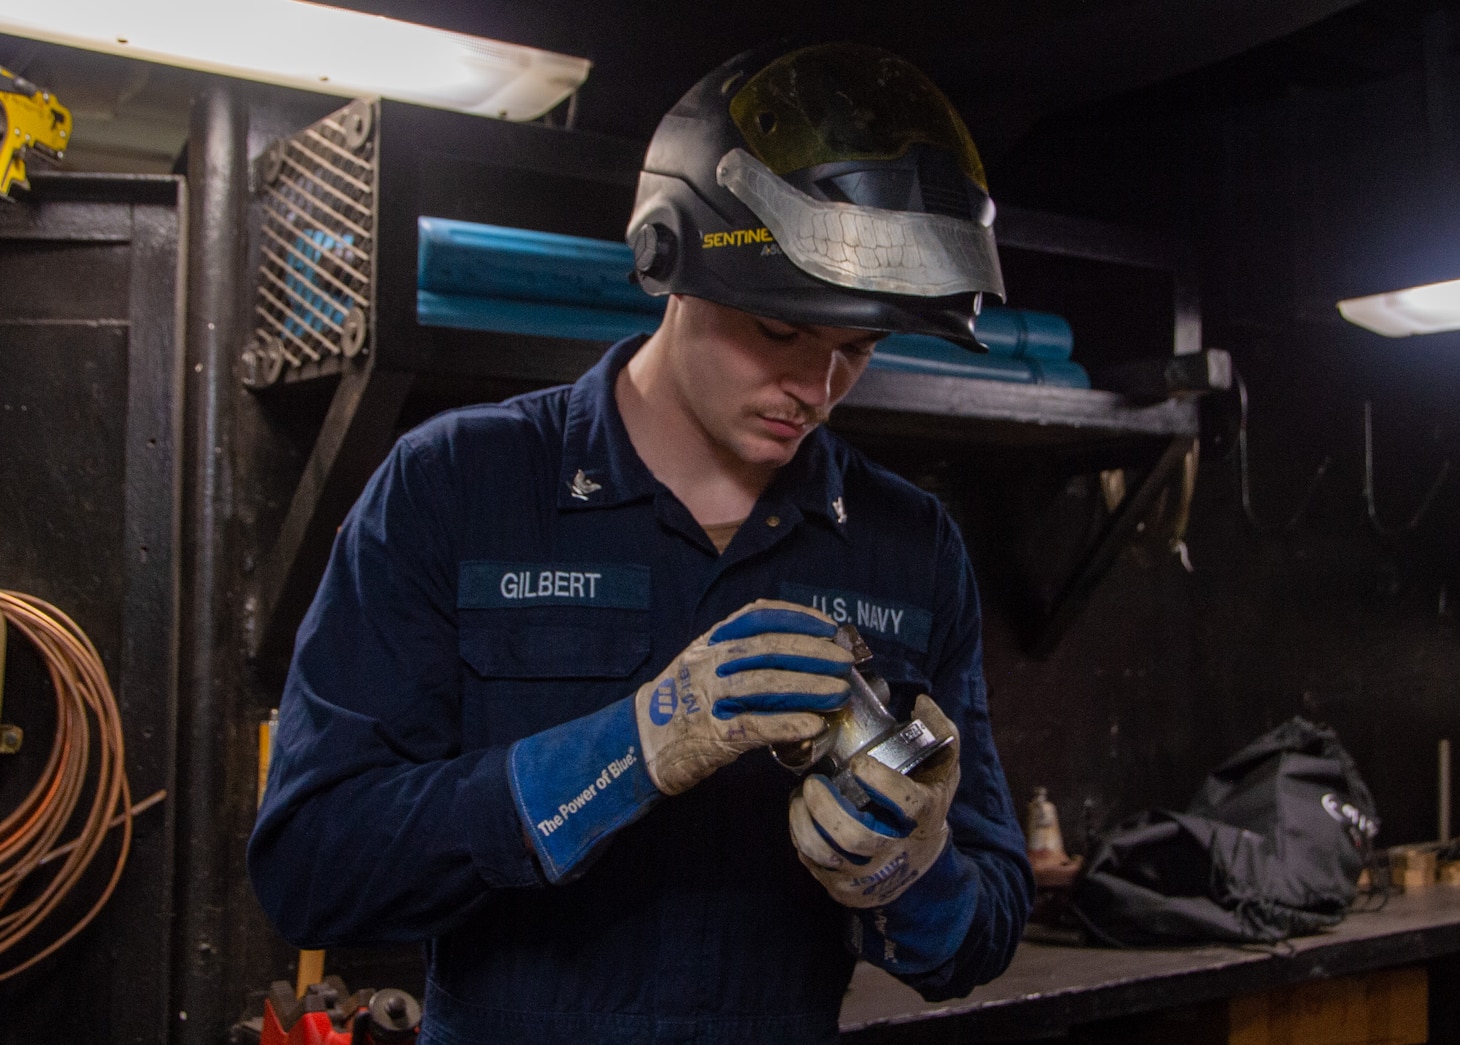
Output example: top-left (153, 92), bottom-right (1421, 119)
top-left (977, 0), bottom-right (1460, 852)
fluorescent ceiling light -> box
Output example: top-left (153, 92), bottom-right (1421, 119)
top-left (0, 0), bottom-right (590, 121)
top-left (1338, 278), bottom-right (1460, 337)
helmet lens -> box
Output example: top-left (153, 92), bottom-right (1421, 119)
top-left (717, 149), bottom-right (1004, 299)
top-left (728, 43), bottom-right (988, 190)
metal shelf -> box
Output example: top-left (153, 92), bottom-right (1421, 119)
top-left (232, 95), bottom-right (1208, 670)
top-left (840, 368), bottom-right (1199, 445)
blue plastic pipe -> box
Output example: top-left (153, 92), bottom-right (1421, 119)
top-left (416, 217), bottom-right (1088, 386)
top-left (419, 217), bottom-right (661, 314)
top-left (417, 291), bottom-right (660, 344)
top-left (875, 333), bottom-right (1090, 387)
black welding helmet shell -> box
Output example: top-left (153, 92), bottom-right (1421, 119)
top-left (627, 41), bottom-right (1005, 346)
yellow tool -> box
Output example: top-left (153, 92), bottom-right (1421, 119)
top-left (0, 66), bottom-right (70, 197)
top-left (258, 708), bottom-right (326, 998)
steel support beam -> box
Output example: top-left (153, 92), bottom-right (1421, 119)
top-left (173, 82), bottom-right (247, 1045)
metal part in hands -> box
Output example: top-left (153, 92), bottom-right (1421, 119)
top-left (773, 623), bottom-right (953, 807)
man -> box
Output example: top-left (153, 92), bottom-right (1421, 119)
top-left (249, 40), bottom-right (1032, 1044)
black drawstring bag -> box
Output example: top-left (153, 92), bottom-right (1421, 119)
top-left (1070, 717), bottom-right (1379, 946)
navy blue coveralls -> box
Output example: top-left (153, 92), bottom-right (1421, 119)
top-left (248, 335), bottom-right (1033, 1045)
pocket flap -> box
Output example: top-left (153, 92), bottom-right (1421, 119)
top-left (461, 626), bottom-right (652, 680)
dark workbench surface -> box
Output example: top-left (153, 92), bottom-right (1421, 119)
top-left (839, 887), bottom-right (1460, 1041)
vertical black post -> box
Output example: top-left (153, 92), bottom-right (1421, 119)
top-left (173, 82), bottom-right (247, 1045)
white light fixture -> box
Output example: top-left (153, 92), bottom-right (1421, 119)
top-left (0, 0), bottom-right (590, 121)
top-left (1338, 278), bottom-right (1460, 337)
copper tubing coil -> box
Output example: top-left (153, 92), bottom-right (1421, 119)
top-left (0, 590), bottom-right (155, 980)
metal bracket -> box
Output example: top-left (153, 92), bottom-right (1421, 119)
top-left (1029, 435), bottom-right (1197, 658)
top-left (244, 357), bottom-right (415, 673)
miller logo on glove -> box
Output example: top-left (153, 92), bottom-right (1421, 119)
top-left (789, 694), bottom-right (960, 907)
top-left (637, 599), bottom-right (855, 795)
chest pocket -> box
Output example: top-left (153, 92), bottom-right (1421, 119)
top-left (460, 621), bottom-right (651, 679)
top-left (458, 612), bottom-right (653, 747)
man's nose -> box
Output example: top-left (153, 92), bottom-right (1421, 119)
top-left (781, 347), bottom-right (838, 407)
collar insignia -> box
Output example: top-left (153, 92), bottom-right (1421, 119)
top-left (568, 469), bottom-right (603, 501)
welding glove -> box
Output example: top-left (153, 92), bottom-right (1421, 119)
top-left (634, 599), bottom-right (854, 795)
top-left (789, 694), bottom-right (979, 973)
top-left (508, 599), bottom-right (853, 883)
top-left (789, 693), bottom-right (960, 906)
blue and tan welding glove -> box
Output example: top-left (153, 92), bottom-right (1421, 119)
top-left (634, 599), bottom-right (854, 795)
top-left (789, 694), bottom-right (960, 907)
top-left (790, 694), bottom-right (984, 974)
top-left (508, 599), bottom-right (853, 882)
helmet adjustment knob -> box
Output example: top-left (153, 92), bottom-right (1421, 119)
top-left (632, 223), bottom-right (676, 281)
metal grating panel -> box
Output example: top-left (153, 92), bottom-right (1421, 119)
top-left (244, 98), bottom-right (376, 388)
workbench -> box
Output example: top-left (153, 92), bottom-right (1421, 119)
top-left (840, 888), bottom-right (1460, 1043)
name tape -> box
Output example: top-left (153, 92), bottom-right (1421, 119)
top-left (459, 561), bottom-right (651, 609)
top-left (779, 583), bottom-right (932, 653)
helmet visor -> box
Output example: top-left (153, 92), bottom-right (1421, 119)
top-left (717, 148), bottom-right (1005, 299)
top-left (727, 43), bottom-right (988, 190)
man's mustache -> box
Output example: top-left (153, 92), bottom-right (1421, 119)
top-left (760, 403), bottom-right (830, 429)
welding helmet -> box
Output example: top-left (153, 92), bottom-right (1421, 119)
top-left (627, 41), bottom-right (1004, 345)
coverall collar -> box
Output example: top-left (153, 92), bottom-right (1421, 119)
top-left (558, 335), bottom-right (660, 510)
top-left (557, 334), bottom-right (851, 539)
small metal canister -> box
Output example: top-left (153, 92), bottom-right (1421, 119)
top-left (773, 624), bottom-right (953, 807)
